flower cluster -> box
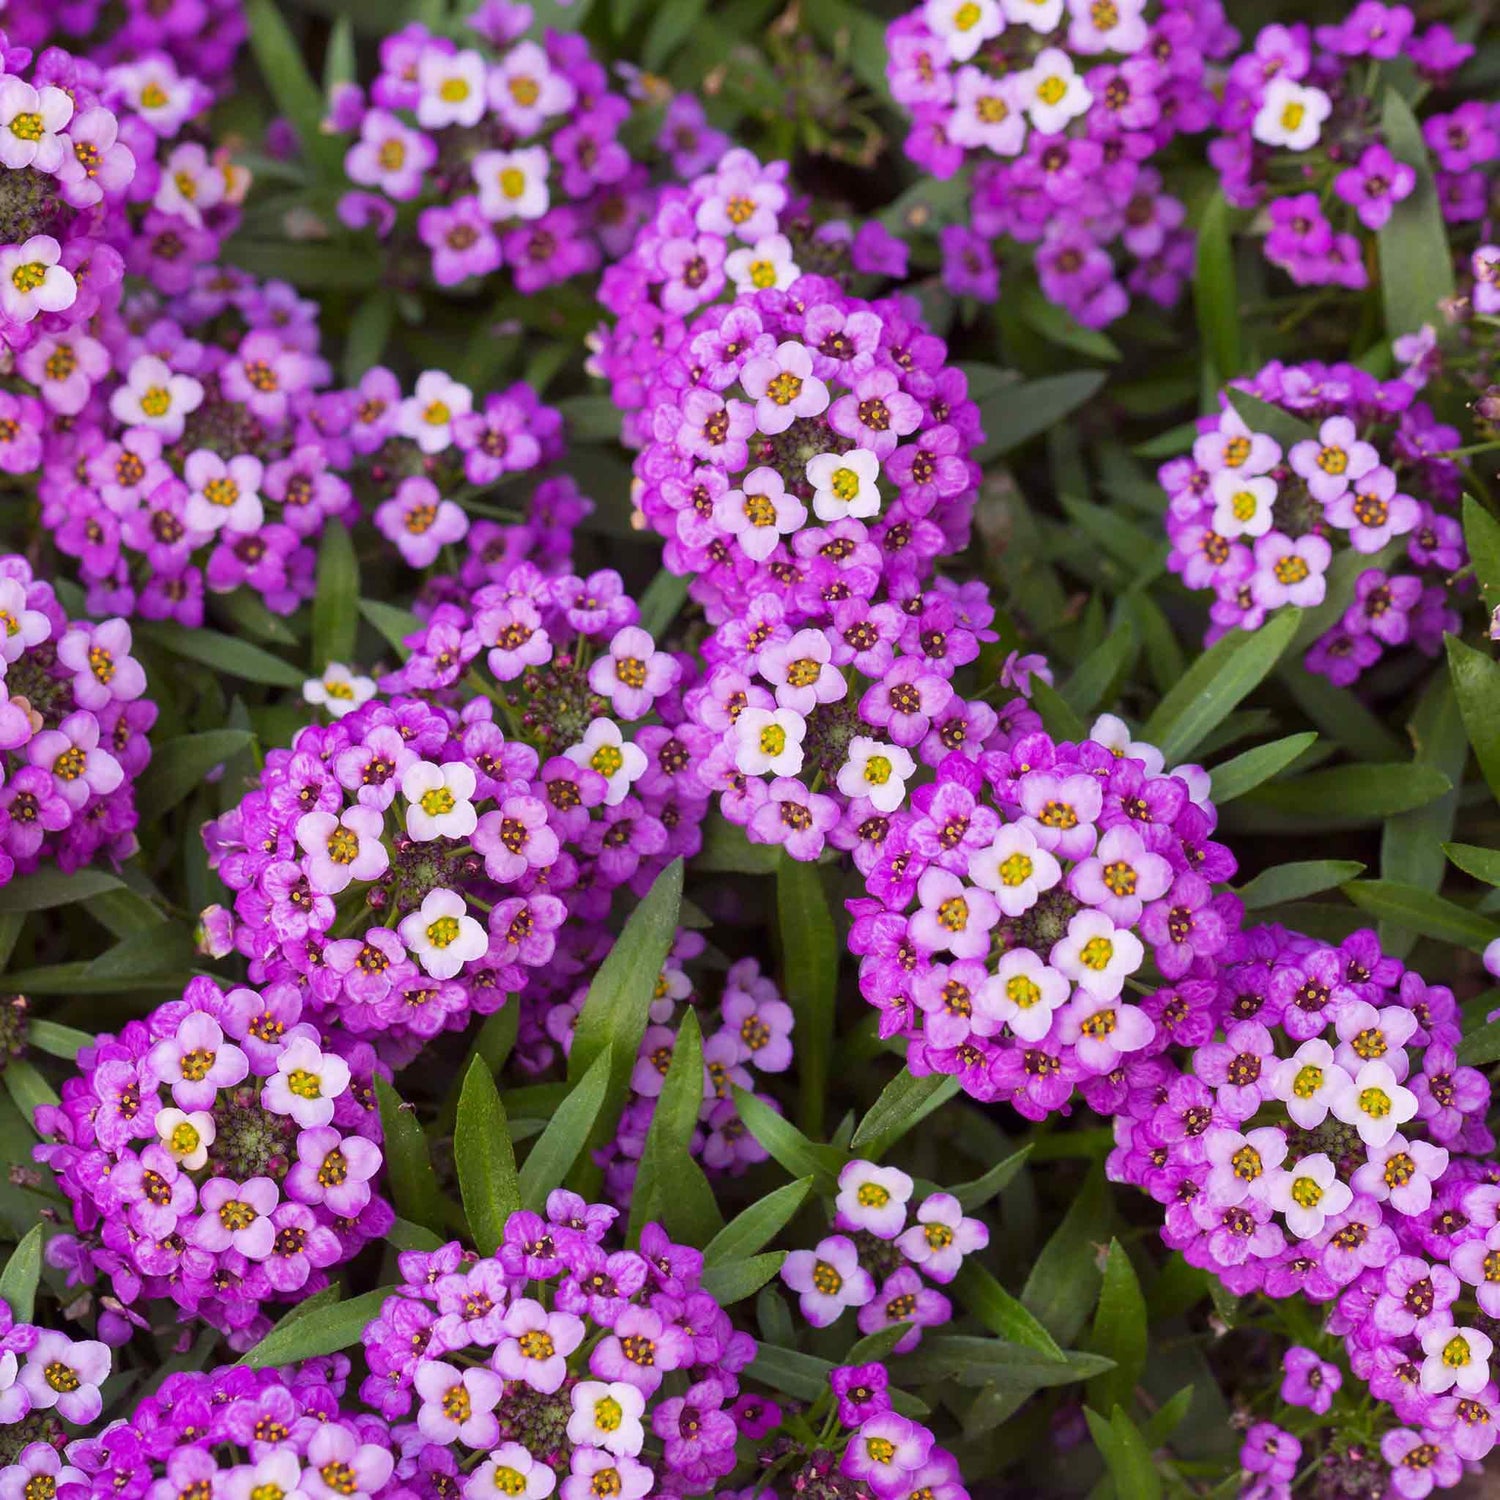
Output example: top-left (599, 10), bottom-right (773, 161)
top-left (1162, 354), bottom-right (1469, 685)
top-left (1111, 922), bottom-right (1500, 1492)
top-left (527, 929), bottom-right (791, 1205)
top-left (35, 266), bottom-right (346, 624)
top-left (359, 1192), bottom-right (754, 1497)
top-left (885, 0), bottom-right (1238, 323)
top-left (0, 1303), bottom-right (110, 1452)
top-left (1211, 12), bottom-right (1493, 287)
top-left (0, 555), bottom-right (152, 885)
top-left (332, 13), bottom-right (641, 296)
top-left (846, 721), bottom-right (1240, 1112)
top-left (781, 1158), bottom-right (987, 1348)
top-left (592, 147), bottom-right (908, 445)
top-left (340, 364), bottom-right (565, 571)
top-left (206, 559), bottom-right (706, 1059)
top-left (0, 36), bottom-right (136, 352)
top-left (57, 1362), bottom-right (399, 1500)
top-left (33, 976), bottom-right (391, 1343)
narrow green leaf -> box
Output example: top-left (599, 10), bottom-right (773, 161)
top-left (954, 1145), bottom-right (1032, 1213)
top-left (776, 854), bottom-right (837, 1136)
top-left (1448, 636), bottom-right (1500, 800)
top-left (1458, 1018), bottom-right (1500, 1067)
top-left (975, 371), bottom-right (1108, 461)
top-left (1022, 1164), bottom-right (1109, 1345)
top-left (0, 1225), bottom-right (44, 1321)
top-left (137, 622), bottom-right (304, 687)
top-left (642, 0), bottom-right (710, 70)
top-left (1278, 663), bottom-right (1405, 762)
top-left (1445, 843), bottom-right (1500, 887)
top-left (1029, 677), bottom-right (1089, 743)
top-left (1086, 1241), bottom-right (1148, 1416)
top-left (0, 869), bottom-right (122, 911)
top-left (244, 0), bottom-right (344, 179)
top-left (323, 14), bottom-right (357, 90)
top-left (1342, 880), bottom-right (1499, 951)
top-left (703, 1177), bottom-right (813, 1267)
top-left (359, 598), bottom-right (423, 655)
top-left (1085, 1406), bottom-right (1163, 1500)
top-left (1244, 763), bottom-right (1450, 822)
top-left (241, 1286), bottom-right (394, 1368)
top-left (520, 1047), bottom-right (613, 1211)
top-left (5, 1060), bottom-right (56, 1129)
top-left (386, 1217), bottom-right (444, 1252)
top-left (454, 1057), bottom-right (520, 1257)
top-left (730, 1086), bottom-right (843, 1187)
top-left (1225, 389), bottom-right (1316, 452)
top-left (312, 520), bottom-right (360, 672)
top-left (1237, 860), bottom-right (1366, 910)
top-left (1209, 732), bottom-right (1317, 802)
top-left (136, 731), bottom-right (255, 822)
top-left (699, 1251), bottom-right (785, 1305)
top-left (1378, 88), bottom-right (1456, 338)
top-left (1061, 625), bottom-right (1137, 716)
top-left (693, 815), bottom-right (783, 875)
top-left (637, 569), bottom-right (689, 641)
top-left (850, 1070), bottom-right (960, 1156)
top-left (1463, 496), bottom-right (1500, 614)
top-left (895, 1334), bottom-right (1113, 1390)
top-left (375, 1078), bottom-right (445, 1236)
top-left (1141, 1385), bottom-right (1195, 1448)
top-left (25, 1020), bottom-right (91, 1060)
top-left (1019, 285), bottom-right (1121, 362)
top-left (1193, 192), bottom-right (1241, 380)
top-left (1143, 609), bottom-right (1299, 763)
top-left (953, 1261), bottom-right (1064, 1359)
top-left (83, 925), bottom-right (196, 983)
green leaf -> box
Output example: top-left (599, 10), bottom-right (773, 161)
top-left (1446, 843), bottom-right (1500, 887)
top-left (629, 1009), bottom-right (723, 1246)
top-left (312, 520), bottom-right (360, 672)
top-left (1237, 860), bottom-right (1367, 910)
top-left (703, 1176), bottom-right (814, 1267)
top-left (138, 622), bottom-right (304, 687)
top-left (1378, 88), bottom-right (1456, 338)
top-left (895, 1334), bottom-right (1113, 1390)
top-left (953, 1261), bottom-right (1064, 1358)
top-left (975, 372), bottom-right (1108, 462)
top-left (1463, 496), bottom-right (1500, 614)
top-left (699, 1251), bottom-right (785, 1305)
top-left (730, 1086), bottom-right (843, 1187)
top-left (747, 1344), bottom-right (929, 1418)
top-left (83, 925), bottom-right (196, 984)
top-left (386, 1217), bottom-right (444, 1251)
top-left (1342, 880), bottom-right (1499, 951)
top-left (323, 14), bottom-right (357, 90)
top-left (776, 854), bottom-right (837, 1136)
top-left (454, 1057), bottom-right (520, 1257)
top-left (0, 869), bottom-right (122, 911)
top-left (1458, 1018), bottom-right (1500, 1067)
top-left (637, 569), bottom-right (690, 640)
top-left (1244, 763), bottom-right (1451, 822)
top-left (241, 1285), bottom-right (394, 1368)
top-left (643, 0), bottom-right (710, 69)
top-left (1018, 284), bottom-right (1121, 362)
top-left (1022, 1164), bottom-right (1109, 1345)
top-left (850, 1070), bottom-right (960, 1156)
top-left (1193, 192), bottom-right (1241, 380)
top-left (1448, 636), bottom-right (1500, 800)
top-left (954, 1145), bottom-right (1032, 1213)
top-left (375, 1077), bottom-right (445, 1236)
top-left (1142, 609), bottom-right (1299, 763)
top-left (136, 730), bottom-right (255, 822)
top-left (25, 1020), bottom-right (91, 1060)
top-left (692, 814), bottom-right (783, 874)
top-left (568, 862), bottom-right (683, 1150)
top-left (5, 1061), bottom-right (57, 1130)
top-left (1029, 677), bottom-right (1089, 743)
top-left (0, 1225), bottom-right (44, 1321)
top-left (519, 1047), bottom-right (613, 1211)
top-left (343, 291), bottom-right (395, 383)
top-left (244, 0), bottom-right (343, 180)
top-left (1086, 1241), bottom-right (1148, 1416)
top-left (1225, 389), bottom-right (1316, 452)
top-left (1209, 731), bottom-right (1317, 802)
top-left (1061, 624), bottom-right (1138, 716)
top-left (359, 598), bottom-right (423, 656)
top-left (1085, 1406), bottom-right (1163, 1500)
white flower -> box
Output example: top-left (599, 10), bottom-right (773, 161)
top-left (1088, 714), bottom-right (1164, 776)
top-left (1269, 1039), bottom-right (1347, 1130)
top-left (714, 467), bottom-right (807, 561)
top-left (402, 760), bottom-right (479, 842)
top-left (108, 58), bottom-right (197, 134)
top-left (1017, 48), bottom-right (1093, 134)
top-left (806, 449), bottom-right (882, 521)
top-left (398, 888), bottom-right (488, 980)
top-left (473, 146), bottom-right (551, 222)
top-left (1001, 0), bottom-right (1064, 32)
top-left (836, 738), bottom-right (915, 814)
top-left (1252, 79), bottom-right (1331, 152)
top-left (107, 354), bottom-right (203, 442)
top-left (567, 1381), bottom-right (646, 1457)
top-left (1210, 470), bottom-right (1278, 540)
top-left (183, 450), bottom-right (265, 535)
top-left (564, 719), bottom-right (647, 806)
top-left (924, 0), bottom-right (1005, 61)
top-left (734, 707), bottom-right (806, 778)
top-left (1049, 909), bottom-right (1142, 1000)
top-left (0, 78), bottom-right (71, 172)
top-left (487, 41), bottom-right (576, 133)
top-left (967, 823), bottom-right (1061, 917)
top-left (1067, 0), bottom-right (1148, 54)
top-left (724, 234), bottom-right (800, 294)
top-left (416, 47), bottom-right (488, 129)
top-left (155, 1107), bottom-right (215, 1170)
top-left (396, 370), bottom-right (474, 455)
top-left (0, 235), bottom-right (76, 326)
top-left (1420, 1326), bottom-right (1494, 1396)
top-left (835, 1160), bottom-right (915, 1240)
top-left (1264, 1153), bottom-right (1351, 1240)
top-left (1328, 1059), bottom-right (1418, 1148)
top-left (304, 664), bottom-right (377, 718)
top-left (974, 950), bottom-right (1070, 1042)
